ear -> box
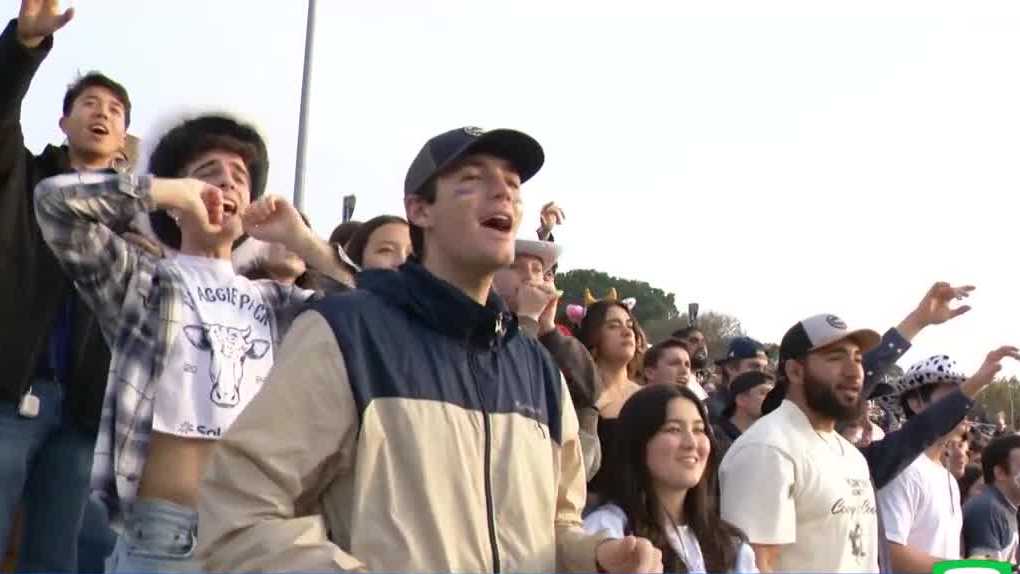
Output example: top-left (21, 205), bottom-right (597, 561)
top-left (58, 116), bottom-right (69, 138)
top-left (405, 195), bottom-right (434, 231)
top-left (785, 359), bottom-right (804, 386)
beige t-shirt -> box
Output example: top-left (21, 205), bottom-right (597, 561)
top-left (719, 400), bottom-right (879, 574)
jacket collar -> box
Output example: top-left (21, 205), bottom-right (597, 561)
top-left (358, 262), bottom-right (518, 349)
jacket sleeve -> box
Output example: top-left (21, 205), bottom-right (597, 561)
top-left (0, 18), bottom-right (49, 181)
top-left (0, 19), bottom-right (50, 237)
top-left (861, 390), bottom-right (973, 489)
top-left (862, 328), bottom-right (911, 399)
top-left (197, 310), bottom-right (365, 573)
top-left (33, 172), bottom-right (151, 341)
top-left (555, 377), bottom-right (610, 573)
top-left (539, 327), bottom-right (601, 411)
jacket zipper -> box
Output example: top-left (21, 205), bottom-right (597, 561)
top-left (469, 317), bottom-right (503, 573)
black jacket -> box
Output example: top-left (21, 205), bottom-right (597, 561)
top-left (0, 19), bottom-right (109, 433)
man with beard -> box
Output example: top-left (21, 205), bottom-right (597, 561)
top-left (720, 314), bottom-right (883, 573)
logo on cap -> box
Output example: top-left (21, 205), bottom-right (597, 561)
top-left (826, 315), bottom-right (847, 330)
top-left (463, 126), bottom-right (485, 137)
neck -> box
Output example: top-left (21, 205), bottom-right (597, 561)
top-left (995, 482), bottom-right (1020, 508)
top-left (68, 148), bottom-right (113, 172)
top-left (788, 387), bottom-right (836, 432)
top-left (179, 237), bottom-right (231, 261)
top-left (730, 410), bottom-right (755, 432)
top-left (925, 439), bottom-right (947, 462)
top-left (422, 255), bottom-right (493, 306)
top-left (597, 359), bottom-right (631, 388)
top-left (654, 486), bottom-right (688, 526)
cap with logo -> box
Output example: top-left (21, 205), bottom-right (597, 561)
top-left (761, 314), bottom-right (882, 415)
top-left (404, 126), bottom-right (545, 197)
top-left (715, 336), bottom-right (767, 366)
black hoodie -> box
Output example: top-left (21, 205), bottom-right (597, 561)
top-left (0, 19), bottom-right (109, 434)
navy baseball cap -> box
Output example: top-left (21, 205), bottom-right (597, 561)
top-left (404, 126), bottom-right (545, 196)
top-left (715, 336), bottom-right (767, 366)
top-left (722, 371), bottom-right (776, 417)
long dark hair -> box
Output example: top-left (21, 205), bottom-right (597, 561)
top-left (605, 384), bottom-right (745, 574)
top-left (578, 301), bottom-right (636, 357)
top-left (344, 215), bottom-right (409, 268)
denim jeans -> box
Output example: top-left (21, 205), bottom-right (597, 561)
top-left (0, 380), bottom-right (96, 573)
top-left (78, 493), bottom-right (117, 573)
top-left (105, 498), bottom-right (198, 573)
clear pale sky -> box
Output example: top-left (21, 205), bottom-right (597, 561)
top-left (10, 0), bottom-right (1020, 376)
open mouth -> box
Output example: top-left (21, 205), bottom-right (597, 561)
top-left (88, 124), bottom-right (110, 136)
top-left (480, 214), bottom-right (513, 233)
top-left (222, 200), bottom-right (238, 216)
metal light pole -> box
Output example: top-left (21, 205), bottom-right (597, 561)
top-left (293, 0), bottom-right (318, 211)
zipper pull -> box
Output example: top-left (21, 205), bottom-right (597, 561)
top-left (494, 314), bottom-right (505, 338)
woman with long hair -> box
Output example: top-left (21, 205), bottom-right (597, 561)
top-left (344, 215), bottom-right (412, 271)
top-left (585, 384), bottom-right (757, 573)
top-left (578, 300), bottom-right (644, 500)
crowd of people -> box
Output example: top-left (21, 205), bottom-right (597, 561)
top-left (3, 1), bottom-right (1020, 573)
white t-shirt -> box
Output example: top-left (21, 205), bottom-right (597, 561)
top-left (719, 400), bottom-right (879, 574)
top-left (583, 503), bottom-right (758, 573)
top-left (152, 255), bottom-right (276, 439)
top-left (878, 452), bottom-right (962, 560)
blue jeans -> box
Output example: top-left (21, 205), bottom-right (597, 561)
top-left (0, 380), bottom-right (96, 573)
top-left (105, 498), bottom-right (198, 573)
top-left (78, 493), bottom-right (117, 573)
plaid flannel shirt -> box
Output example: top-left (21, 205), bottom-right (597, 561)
top-left (34, 172), bottom-right (313, 528)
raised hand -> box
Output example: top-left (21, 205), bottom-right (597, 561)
top-left (516, 281), bottom-right (557, 324)
top-left (537, 201), bottom-right (565, 240)
top-left (961, 346), bottom-right (1020, 398)
top-left (914, 282), bottom-right (974, 326)
top-left (241, 195), bottom-right (307, 246)
top-left (151, 178), bottom-right (225, 235)
top-left (897, 282), bottom-right (975, 341)
top-left (596, 536), bottom-right (664, 574)
top-left (17, 0), bottom-right (74, 47)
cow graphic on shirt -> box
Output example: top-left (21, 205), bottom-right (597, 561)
top-left (183, 323), bottom-right (270, 408)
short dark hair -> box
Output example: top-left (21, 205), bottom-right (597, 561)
top-left (643, 338), bottom-right (691, 372)
top-left (982, 434), bottom-right (1020, 484)
top-left (345, 215), bottom-right (408, 268)
top-left (63, 72), bottom-right (132, 127)
top-left (408, 179), bottom-right (437, 259)
top-left (672, 326), bottom-right (702, 340)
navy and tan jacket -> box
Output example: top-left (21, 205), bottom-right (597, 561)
top-left (197, 263), bottom-right (607, 572)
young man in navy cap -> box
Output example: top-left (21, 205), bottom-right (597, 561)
top-left (706, 336), bottom-right (769, 417)
top-left (197, 127), bottom-right (662, 573)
